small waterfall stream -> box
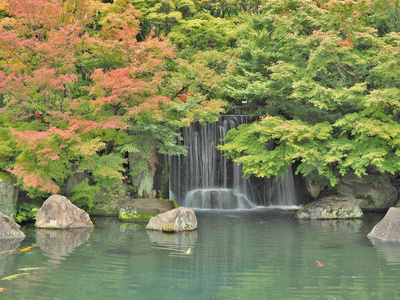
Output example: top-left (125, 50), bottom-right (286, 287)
top-left (169, 116), bottom-right (299, 209)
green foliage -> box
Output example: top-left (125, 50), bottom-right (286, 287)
top-left (14, 203), bottom-right (39, 224)
top-left (220, 0), bottom-right (400, 186)
top-left (168, 14), bottom-right (237, 51)
top-left (70, 181), bottom-right (98, 212)
top-left (368, 0), bottom-right (400, 36)
top-left (0, 171), bottom-right (12, 181)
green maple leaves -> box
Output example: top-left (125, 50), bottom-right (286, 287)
top-left (221, 0), bottom-right (400, 185)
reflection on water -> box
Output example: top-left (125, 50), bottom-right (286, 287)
top-left (36, 228), bottom-right (92, 264)
top-left (147, 230), bottom-right (197, 257)
top-left (0, 238), bottom-right (24, 278)
top-left (0, 238), bottom-right (24, 253)
top-left (1, 210), bottom-right (400, 299)
top-left (370, 238), bottom-right (400, 265)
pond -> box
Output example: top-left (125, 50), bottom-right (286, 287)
top-left (0, 209), bottom-right (399, 299)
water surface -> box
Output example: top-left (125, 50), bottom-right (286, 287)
top-left (0, 209), bottom-right (398, 299)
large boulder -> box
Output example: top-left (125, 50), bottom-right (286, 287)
top-left (0, 178), bottom-right (19, 219)
top-left (336, 171), bottom-right (398, 210)
top-left (368, 207), bottom-right (400, 242)
top-left (0, 212), bottom-right (25, 238)
top-left (295, 195), bottom-right (363, 219)
top-left (35, 195), bottom-right (94, 229)
top-left (146, 207), bottom-right (197, 232)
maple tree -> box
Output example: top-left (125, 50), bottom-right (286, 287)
top-left (220, 0), bottom-right (400, 186)
top-left (0, 0), bottom-right (224, 205)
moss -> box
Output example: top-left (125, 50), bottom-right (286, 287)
top-left (162, 222), bottom-right (175, 233)
top-left (119, 210), bottom-right (157, 222)
top-left (0, 171), bottom-right (12, 181)
top-left (161, 198), bottom-right (179, 208)
top-left (296, 204), bottom-right (309, 213)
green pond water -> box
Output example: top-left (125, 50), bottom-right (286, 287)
top-left (0, 209), bottom-right (398, 300)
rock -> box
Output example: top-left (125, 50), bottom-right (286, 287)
top-left (295, 195), bottom-right (363, 219)
top-left (35, 195), bottom-right (94, 229)
top-left (146, 207), bottom-right (197, 232)
top-left (305, 178), bottom-right (326, 199)
top-left (367, 207), bottom-right (400, 242)
top-left (0, 212), bottom-right (25, 238)
top-left (119, 198), bottom-right (176, 222)
top-left (336, 171), bottom-right (398, 210)
top-left (0, 178), bottom-right (19, 219)
top-left (121, 198), bottom-right (175, 214)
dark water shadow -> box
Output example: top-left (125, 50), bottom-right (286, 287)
top-left (36, 229), bottom-right (92, 264)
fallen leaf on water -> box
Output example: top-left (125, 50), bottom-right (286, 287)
top-left (1, 273), bottom-right (29, 280)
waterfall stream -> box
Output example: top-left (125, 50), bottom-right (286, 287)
top-left (169, 116), bottom-right (299, 209)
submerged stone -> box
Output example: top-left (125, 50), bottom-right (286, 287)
top-left (0, 212), bottom-right (25, 239)
top-left (35, 195), bottom-right (94, 229)
top-left (295, 195), bottom-right (363, 220)
top-left (146, 207), bottom-right (197, 232)
top-left (368, 207), bottom-right (400, 242)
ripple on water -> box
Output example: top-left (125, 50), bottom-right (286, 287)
top-left (5, 213), bottom-right (400, 299)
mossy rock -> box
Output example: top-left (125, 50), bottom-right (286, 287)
top-left (118, 198), bottom-right (177, 222)
top-left (295, 195), bottom-right (363, 219)
top-left (118, 207), bottom-right (157, 222)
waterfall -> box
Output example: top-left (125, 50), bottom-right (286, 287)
top-left (169, 116), bottom-right (299, 209)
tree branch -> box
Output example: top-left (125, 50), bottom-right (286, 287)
top-left (334, 62), bottom-right (360, 83)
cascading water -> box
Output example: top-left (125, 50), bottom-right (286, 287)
top-left (169, 116), bottom-right (299, 209)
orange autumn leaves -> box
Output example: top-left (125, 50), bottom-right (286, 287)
top-left (0, 0), bottom-right (225, 195)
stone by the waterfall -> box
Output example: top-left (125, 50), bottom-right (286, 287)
top-left (0, 212), bottom-right (25, 238)
top-left (120, 198), bottom-right (176, 215)
top-left (367, 207), bottom-right (400, 242)
top-left (118, 198), bottom-right (176, 222)
top-left (336, 171), bottom-right (397, 210)
top-left (35, 195), bottom-right (94, 229)
top-left (295, 195), bottom-right (363, 219)
top-left (0, 178), bottom-right (19, 219)
top-left (146, 207), bottom-right (197, 232)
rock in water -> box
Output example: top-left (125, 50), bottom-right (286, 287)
top-left (295, 195), bottom-right (363, 219)
top-left (336, 171), bottom-right (398, 210)
top-left (146, 207), bottom-right (197, 232)
top-left (368, 207), bottom-right (400, 242)
top-left (35, 195), bottom-right (94, 229)
top-left (0, 212), bottom-right (25, 238)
